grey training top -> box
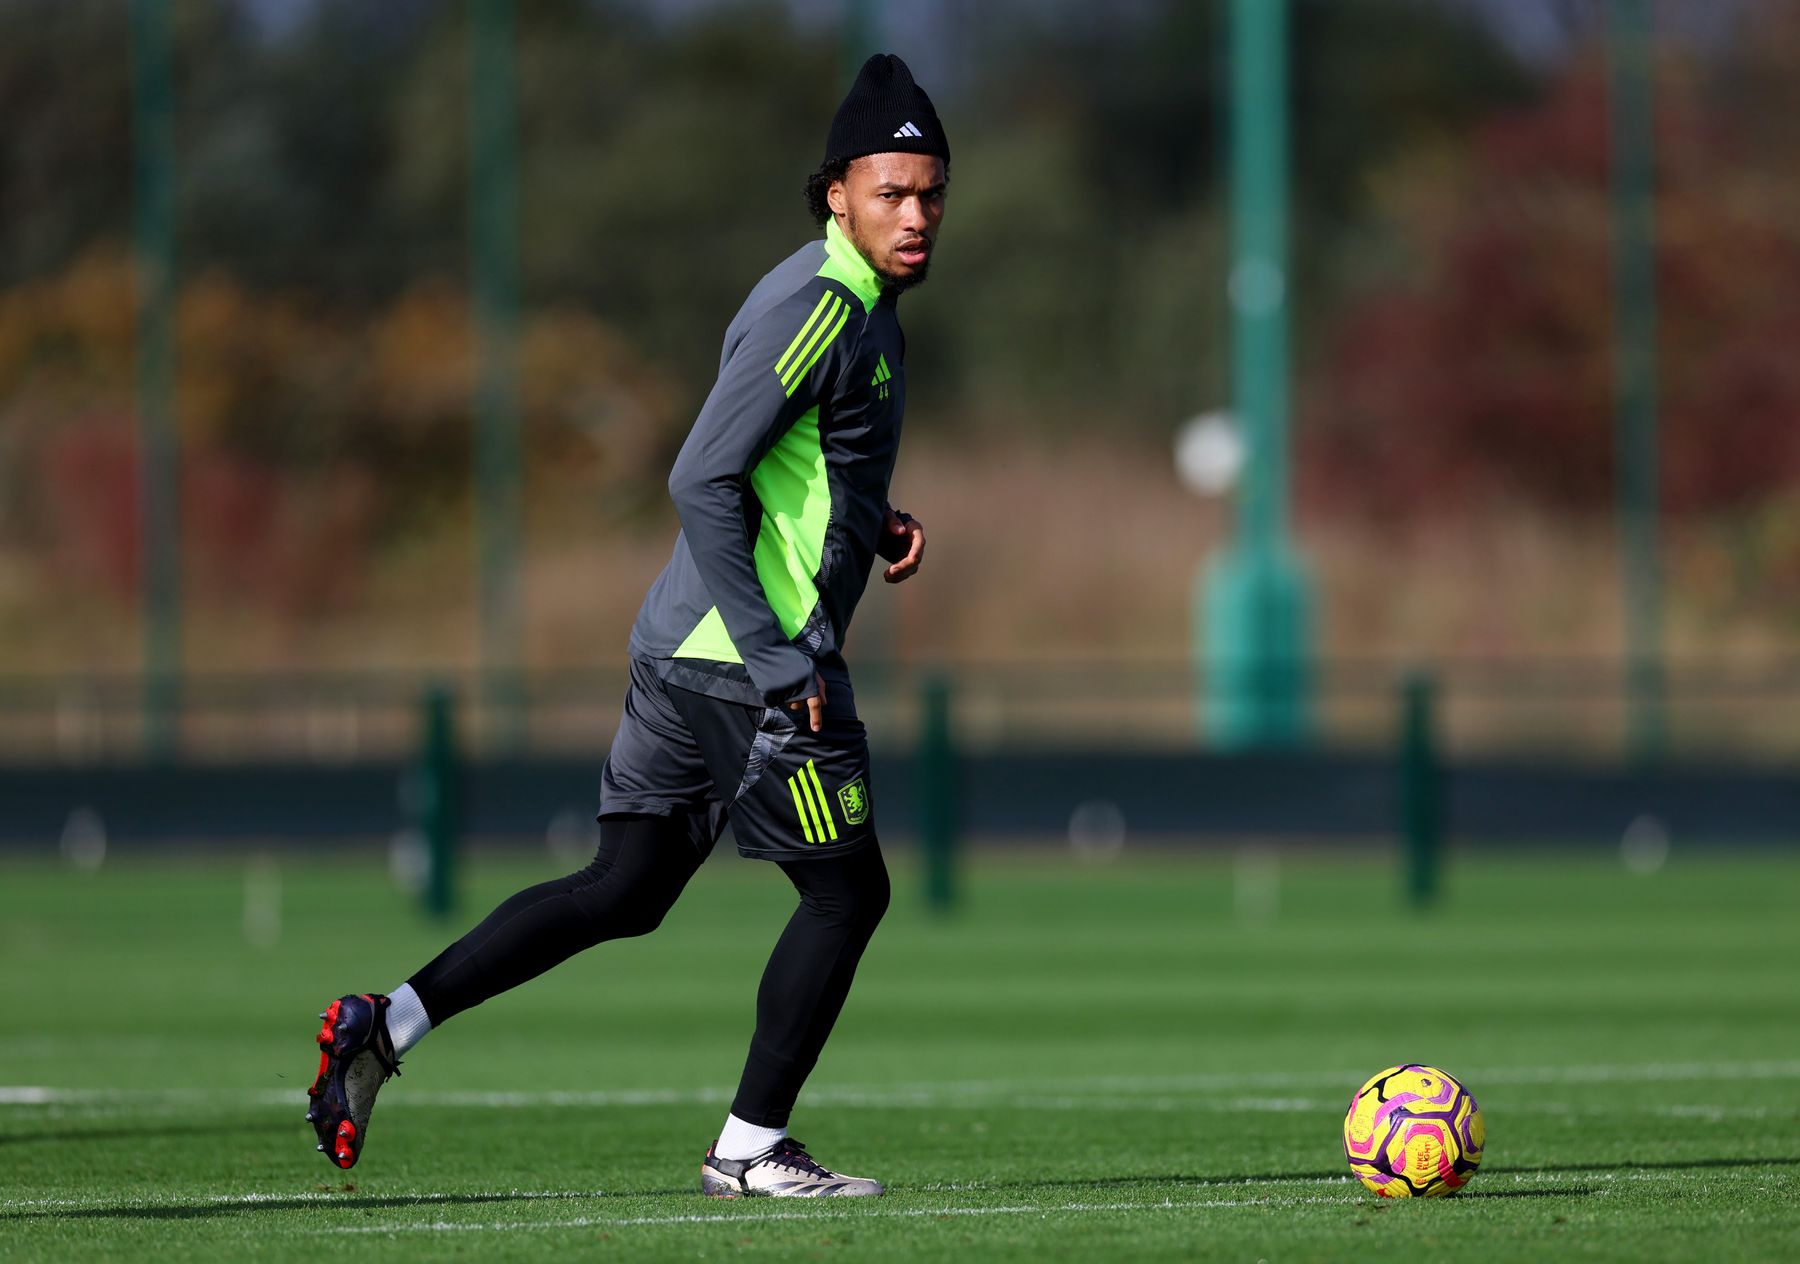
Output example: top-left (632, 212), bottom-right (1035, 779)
top-left (628, 217), bottom-right (909, 708)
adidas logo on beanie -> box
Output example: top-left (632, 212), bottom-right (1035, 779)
top-left (824, 54), bottom-right (950, 166)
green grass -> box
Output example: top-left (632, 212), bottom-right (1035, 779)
top-left (2, 847), bottom-right (1798, 1261)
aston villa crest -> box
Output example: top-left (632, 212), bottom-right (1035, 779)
top-left (836, 777), bottom-right (870, 826)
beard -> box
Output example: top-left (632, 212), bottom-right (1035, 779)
top-left (877, 257), bottom-right (932, 291)
top-left (847, 209), bottom-right (933, 291)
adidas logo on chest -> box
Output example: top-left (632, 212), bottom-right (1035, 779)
top-left (870, 353), bottom-right (893, 401)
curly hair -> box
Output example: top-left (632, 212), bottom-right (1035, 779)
top-left (803, 158), bottom-right (852, 226)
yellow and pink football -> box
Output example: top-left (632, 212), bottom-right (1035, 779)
top-left (1343, 1064), bottom-right (1484, 1197)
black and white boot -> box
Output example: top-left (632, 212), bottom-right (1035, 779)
top-left (701, 1137), bottom-right (885, 1198)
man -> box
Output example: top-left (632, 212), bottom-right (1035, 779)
top-left (306, 53), bottom-right (948, 1200)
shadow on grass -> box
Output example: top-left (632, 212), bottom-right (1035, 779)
top-left (3, 1189), bottom-right (675, 1223)
top-left (973, 1153), bottom-right (1800, 1193)
top-left (13, 1156), bottom-right (1794, 1223)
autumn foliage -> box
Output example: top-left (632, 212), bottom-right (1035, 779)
top-left (0, 255), bottom-right (675, 615)
top-left (1301, 35), bottom-right (1800, 523)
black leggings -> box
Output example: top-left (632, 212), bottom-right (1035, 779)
top-left (407, 815), bottom-right (890, 1128)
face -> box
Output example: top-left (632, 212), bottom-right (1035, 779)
top-left (827, 152), bottom-right (948, 291)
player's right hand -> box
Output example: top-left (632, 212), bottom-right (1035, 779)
top-left (787, 672), bottom-right (826, 733)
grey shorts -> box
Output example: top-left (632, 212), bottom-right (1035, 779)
top-left (598, 657), bottom-right (876, 861)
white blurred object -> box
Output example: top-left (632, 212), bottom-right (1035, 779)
top-left (243, 855), bottom-right (282, 948)
top-left (1174, 412), bottom-right (1246, 497)
top-left (59, 807), bottom-right (107, 872)
top-left (1068, 799), bottom-right (1126, 861)
top-left (389, 828), bottom-right (430, 895)
top-left (1234, 843), bottom-right (1280, 922)
top-left (1620, 814), bottom-right (1670, 875)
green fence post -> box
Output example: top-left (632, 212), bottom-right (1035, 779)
top-left (918, 674), bottom-right (957, 913)
top-left (131, 0), bottom-right (180, 758)
top-left (1399, 671), bottom-right (1441, 909)
top-left (419, 686), bottom-right (460, 918)
top-left (840, 0), bottom-right (877, 86)
top-left (470, 0), bottom-right (525, 753)
top-left (1607, 0), bottom-right (1664, 764)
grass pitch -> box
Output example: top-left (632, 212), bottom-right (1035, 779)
top-left (2, 846), bottom-right (1797, 1261)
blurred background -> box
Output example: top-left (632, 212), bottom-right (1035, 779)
top-left (3, 0), bottom-right (1800, 873)
top-left (6, 10), bottom-right (1800, 1250)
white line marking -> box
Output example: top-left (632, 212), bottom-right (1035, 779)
top-left (9, 1170), bottom-right (1772, 1220)
top-left (315, 1195), bottom-right (1365, 1235)
top-left (317, 1168), bottom-right (1784, 1234)
top-left (0, 1189), bottom-right (589, 1212)
top-left (0, 1087), bottom-right (1743, 1119)
top-left (4, 1059), bottom-right (1795, 1122)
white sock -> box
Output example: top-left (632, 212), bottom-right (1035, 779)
top-left (385, 983), bottom-right (432, 1056)
top-left (714, 1113), bottom-right (786, 1161)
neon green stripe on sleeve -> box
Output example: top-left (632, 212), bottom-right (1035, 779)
top-left (782, 303), bottom-right (850, 398)
top-left (779, 296), bottom-right (845, 394)
top-left (774, 292), bottom-right (835, 379)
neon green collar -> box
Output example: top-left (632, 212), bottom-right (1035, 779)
top-left (823, 217), bottom-right (884, 310)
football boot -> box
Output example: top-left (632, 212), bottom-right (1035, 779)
top-left (701, 1137), bottom-right (884, 1198)
top-left (305, 993), bottom-right (400, 1169)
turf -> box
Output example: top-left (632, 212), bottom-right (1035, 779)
top-left (1, 847), bottom-right (1797, 1262)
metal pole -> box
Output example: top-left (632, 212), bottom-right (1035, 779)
top-left (918, 674), bottom-right (958, 914)
top-left (838, 0), bottom-right (894, 684)
top-left (130, 0), bottom-right (180, 758)
top-left (1398, 671), bottom-right (1441, 909)
top-left (470, 0), bottom-right (525, 751)
top-left (841, 0), bottom-right (877, 86)
top-left (1201, 0), bottom-right (1312, 749)
top-left (1232, 0), bottom-right (1289, 558)
top-left (418, 686), bottom-right (460, 919)
top-left (1607, 0), bottom-right (1663, 763)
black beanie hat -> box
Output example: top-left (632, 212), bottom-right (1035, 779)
top-left (824, 54), bottom-right (950, 167)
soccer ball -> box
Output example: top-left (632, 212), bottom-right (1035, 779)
top-left (1343, 1064), bottom-right (1484, 1197)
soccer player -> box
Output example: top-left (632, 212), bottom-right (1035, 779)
top-left (307, 54), bottom-right (948, 1199)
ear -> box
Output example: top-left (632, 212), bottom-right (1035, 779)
top-left (826, 179), bottom-right (849, 220)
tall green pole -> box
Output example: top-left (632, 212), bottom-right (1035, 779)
top-left (131, 0), bottom-right (180, 758)
top-left (835, 0), bottom-right (902, 696)
top-left (1230, 0), bottom-right (1289, 557)
top-left (470, 0), bottom-right (524, 751)
top-left (1608, 0), bottom-right (1663, 763)
top-left (918, 675), bottom-right (958, 914)
top-left (1201, 0), bottom-right (1313, 749)
top-left (1398, 672), bottom-right (1442, 909)
top-left (841, 0), bottom-right (876, 85)
top-left (417, 685), bottom-right (460, 919)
